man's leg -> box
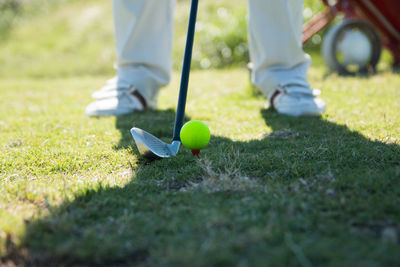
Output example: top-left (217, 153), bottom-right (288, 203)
top-left (86, 0), bottom-right (175, 116)
top-left (248, 0), bottom-right (325, 116)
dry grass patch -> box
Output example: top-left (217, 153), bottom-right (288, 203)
top-left (183, 153), bottom-right (268, 193)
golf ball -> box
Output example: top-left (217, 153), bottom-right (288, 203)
top-left (180, 120), bottom-right (210, 153)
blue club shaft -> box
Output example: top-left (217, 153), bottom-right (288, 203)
top-left (172, 0), bottom-right (199, 141)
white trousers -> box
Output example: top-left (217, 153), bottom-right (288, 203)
top-left (112, 0), bottom-right (310, 104)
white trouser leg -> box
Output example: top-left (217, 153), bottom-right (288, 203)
top-left (113, 0), bottom-right (175, 108)
top-left (248, 0), bottom-right (311, 100)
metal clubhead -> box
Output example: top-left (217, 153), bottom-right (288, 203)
top-left (130, 127), bottom-right (180, 159)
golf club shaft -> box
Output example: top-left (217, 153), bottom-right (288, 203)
top-left (172, 0), bottom-right (199, 141)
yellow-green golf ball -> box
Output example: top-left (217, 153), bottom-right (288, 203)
top-left (180, 120), bottom-right (210, 150)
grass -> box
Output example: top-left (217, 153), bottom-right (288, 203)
top-left (1, 0), bottom-right (400, 266)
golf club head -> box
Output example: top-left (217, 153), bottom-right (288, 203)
top-left (130, 127), bottom-right (180, 159)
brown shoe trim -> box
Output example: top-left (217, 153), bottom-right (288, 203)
top-left (270, 90), bottom-right (281, 109)
top-left (131, 90), bottom-right (147, 110)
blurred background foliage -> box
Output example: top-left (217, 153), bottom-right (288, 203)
top-left (0, 0), bottom-right (326, 77)
top-left (0, 0), bottom-right (20, 35)
top-left (0, 0), bottom-right (67, 37)
top-left (184, 0), bottom-right (325, 69)
top-left (177, 0), bottom-right (325, 69)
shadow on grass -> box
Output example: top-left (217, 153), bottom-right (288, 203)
top-left (5, 109), bottom-right (400, 266)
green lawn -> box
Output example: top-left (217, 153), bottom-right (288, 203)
top-left (1, 0), bottom-right (400, 266)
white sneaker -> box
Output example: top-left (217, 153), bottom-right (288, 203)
top-left (92, 86), bottom-right (131, 100)
top-left (270, 84), bottom-right (326, 117)
top-left (92, 77), bottom-right (131, 99)
top-left (85, 89), bottom-right (147, 117)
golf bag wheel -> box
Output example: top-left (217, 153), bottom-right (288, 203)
top-left (322, 19), bottom-right (381, 75)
